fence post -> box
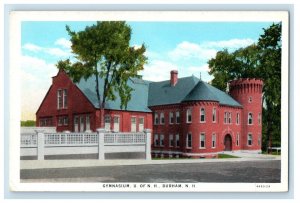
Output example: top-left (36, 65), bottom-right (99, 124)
top-left (35, 129), bottom-right (45, 160)
top-left (97, 128), bottom-right (105, 160)
top-left (144, 129), bottom-right (152, 160)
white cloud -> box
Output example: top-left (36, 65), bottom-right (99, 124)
top-left (141, 60), bottom-right (178, 82)
top-left (168, 41), bottom-right (217, 62)
top-left (23, 43), bottom-right (42, 52)
top-left (45, 47), bottom-right (70, 57)
top-left (202, 38), bottom-right (255, 49)
top-left (55, 38), bottom-right (72, 49)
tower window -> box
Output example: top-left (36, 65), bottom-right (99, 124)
top-left (248, 113), bottom-right (253, 125)
top-left (200, 108), bottom-right (206, 123)
top-left (186, 109), bottom-right (192, 123)
top-left (248, 133), bottom-right (253, 146)
top-left (212, 108), bottom-right (216, 123)
top-left (249, 96), bottom-right (252, 103)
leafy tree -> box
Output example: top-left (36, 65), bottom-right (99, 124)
top-left (208, 23), bottom-right (282, 151)
top-left (21, 120), bottom-right (36, 127)
top-left (57, 21), bottom-right (147, 128)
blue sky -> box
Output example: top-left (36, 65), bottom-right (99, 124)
top-left (21, 21), bottom-right (273, 120)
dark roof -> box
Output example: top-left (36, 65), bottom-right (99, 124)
top-left (183, 81), bottom-right (242, 107)
top-left (75, 76), bottom-right (152, 112)
top-left (74, 73), bottom-right (241, 112)
top-left (148, 76), bottom-right (199, 106)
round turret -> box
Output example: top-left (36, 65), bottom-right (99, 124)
top-left (229, 78), bottom-right (263, 151)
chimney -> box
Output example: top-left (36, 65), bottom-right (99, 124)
top-left (170, 70), bottom-right (178, 86)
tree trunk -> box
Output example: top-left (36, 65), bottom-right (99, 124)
top-left (94, 65), bottom-right (105, 129)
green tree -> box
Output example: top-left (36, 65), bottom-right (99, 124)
top-left (208, 23), bottom-right (282, 151)
top-left (21, 120), bottom-right (36, 127)
top-left (57, 21), bottom-right (147, 128)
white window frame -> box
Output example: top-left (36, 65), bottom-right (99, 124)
top-left (212, 108), bottom-right (216, 123)
top-left (169, 112), bottom-right (174, 124)
top-left (63, 89), bottom-right (68, 108)
top-left (248, 112), bottom-right (253, 125)
top-left (113, 115), bottom-right (120, 132)
top-left (160, 112), bottom-right (165, 125)
top-left (176, 111), bottom-right (180, 124)
top-left (86, 115), bottom-right (90, 131)
top-left (131, 116), bottom-right (137, 132)
top-left (154, 113), bottom-right (159, 125)
top-left (200, 108), bottom-right (206, 123)
top-left (186, 133), bottom-right (192, 148)
top-left (138, 117), bottom-right (144, 132)
top-left (228, 112), bottom-right (232, 124)
top-left (200, 133), bottom-right (206, 149)
top-left (236, 133), bottom-right (240, 146)
top-left (186, 109), bottom-right (192, 123)
top-left (247, 133), bottom-right (253, 146)
top-left (63, 116), bottom-right (68, 126)
top-left (236, 112), bottom-right (240, 125)
top-left (160, 134), bottom-right (164, 146)
top-left (57, 89), bottom-right (63, 109)
top-left (154, 134), bottom-right (159, 147)
top-left (74, 116), bottom-right (79, 132)
top-left (224, 112), bottom-right (228, 124)
top-left (175, 134), bottom-right (180, 148)
top-left (212, 133), bottom-right (216, 148)
top-left (105, 115), bottom-right (111, 131)
top-left (80, 116), bottom-right (85, 132)
top-left (169, 134), bottom-right (174, 147)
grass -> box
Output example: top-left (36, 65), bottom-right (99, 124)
top-left (217, 154), bottom-right (240, 158)
top-left (262, 151), bottom-right (281, 155)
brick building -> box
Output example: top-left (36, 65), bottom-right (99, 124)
top-left (36, 69), bottom-right (263, 158)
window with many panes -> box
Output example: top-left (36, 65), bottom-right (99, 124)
top-left (131, 117), bottom-right (137, 132)
top-left (228, 112), bottom-right (232, 124)
top-left (105, 115), bottom-right (111, 131)
top-left (236, 133), bottom-right (240, 146)
top-left (248, 113), bottom-right (253, 125)
top-left (224, 112), bottom-right (228, 124)
top-left (186, 109), bottom-right (192, 123)
top-left (200, 133), bottom-right (205, 148)
top-left (200, 108), bottom-right (205, 123)
top-left (236, 113), bottom-right (240, 125)
top-left (154, 113), bottom-right (159, 125)
top-left (138, 117), bottom-right (144, 132)
top-left (57, 89), bottom-right (68, 109)
top-left (186, 133), bottom-right (192, 148)
top-left (154, 134), bottom-right (159, 146)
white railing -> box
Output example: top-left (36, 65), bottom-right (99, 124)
top-left (20, 128), bottom-right (151, 160)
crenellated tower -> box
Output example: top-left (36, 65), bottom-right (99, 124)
top-left (229, 78), bottom-right (263, 152)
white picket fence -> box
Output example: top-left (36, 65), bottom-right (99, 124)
top-left (20, 128), bottom-right (151, 160)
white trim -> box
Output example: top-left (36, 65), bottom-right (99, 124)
top-left (186, 108), bottom-right (192, 123)
top-left (186, 133), bottom-right (192, 149)
top-left (212, 133), bottom-right (216, 149)
top-left (247, 132), bottom-right (253, 146)
top-left (160, 134), bottom-right (164, 147)
top-left (200, 107), bottom-right (206, 123)
top-left (169, 112), bottom-right (174, 124)
top-left (130, 116), bottom-right (137, 132)
top-left (138, 117), bottom-right (144, 132)
top-left (248, 112), bottom-right (253, 125)
top-left (199, 132), bottom-right (206, 149)
top-left (169, 134), bottom-right (174, 147)
top-left (175, 111), bottom-right (180, 124)
top-left (212, 107), bottom-right (217, 123)
top-left (160, 112), bottom-right (165, 125)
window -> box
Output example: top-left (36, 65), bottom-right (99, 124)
top-left (186, 133), bottom-right (192, 148)
top-left (105, 115), bottom-right (111, 131)
top-left (169, 134), bottom-right (174, 147)
top-left (236, 133), bottom-right (240, 146)
top-left (154, 134), bottom-right (159, 146)
top-left (200, 108), bottom-right (205, 123)
top-left (236, 113), bottom-right (240, 125)
top-left (176, 111), bottom-right (180, 124)
top-left (175, 134), bottom-right (180, 147)
top-left (57, 89), bottom-right (68, 109)
top-left (169, 112), bottom-right (174, 124)
top-left (58, 117), bottom-right (64, 126)
top-left (57, 89), bottom-right (63, 109)
top-left (258, 134), bottom-right (261, 146)
top-left (249, 96), bottom-right (252, 103)
top-left (160, 134), bottom-right (164, 146)
top-left (74, 116), bottom-right (79, 132)
top-left (63, 89), bottom-right (68, 108)
top-left (138, 117), bottom-right (144, 132)
top-left (186, 109), bottom-right (192, 123)
top-left (228, 112), bottom-right (232, 124)
top-left (248, 113), bottom-right (253, 125)
top-left (80, 116), bottom-right (85, 132)
top-left (248, 133), bottom-right (253, 146)
top-left (160, 112), bottom-right (165, 124)
top-left (224, 112), bottom-right (228, 124)
top-left (113, 116), bottom-right (120, 132)
top-left (63, 116), bottom-right (68, 126)
top-left (200, 133), bottom-right (205, 148)
top-left (258, 113), bottom-right (261, 125)
top-left (86, 115), bottom-right (90, 131)
top-left (212, 133), bottom-right (216, 148)
top-left (131, 117), bottom-right (137, 132)
top-left (154, 113), bottom-right (159, 125)
top-left (212, 108), bottom-right (216, 123)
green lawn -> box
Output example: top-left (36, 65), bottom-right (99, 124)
top-left (217, 154), bottom-right (240, 158)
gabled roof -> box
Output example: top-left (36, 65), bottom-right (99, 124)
top-left (148, 76), bottom-right (200, 106)
top-left (75, 76), bottom-right (152, 112)
top-left (183, 81), bottom-right (242, 107)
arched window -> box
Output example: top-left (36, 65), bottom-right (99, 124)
top-left (248, 113), bottom-right (253, 125)
top-left (200, 108), bottom-right (205, 122)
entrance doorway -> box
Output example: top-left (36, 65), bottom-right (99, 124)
top-left (224, 134), bottom-right (232, 151)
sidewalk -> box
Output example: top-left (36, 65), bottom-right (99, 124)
top-left (20, 153), bottom-right (280, 170)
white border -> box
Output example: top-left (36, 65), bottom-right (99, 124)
top-left (9, 11), bottom-right (289, 192)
